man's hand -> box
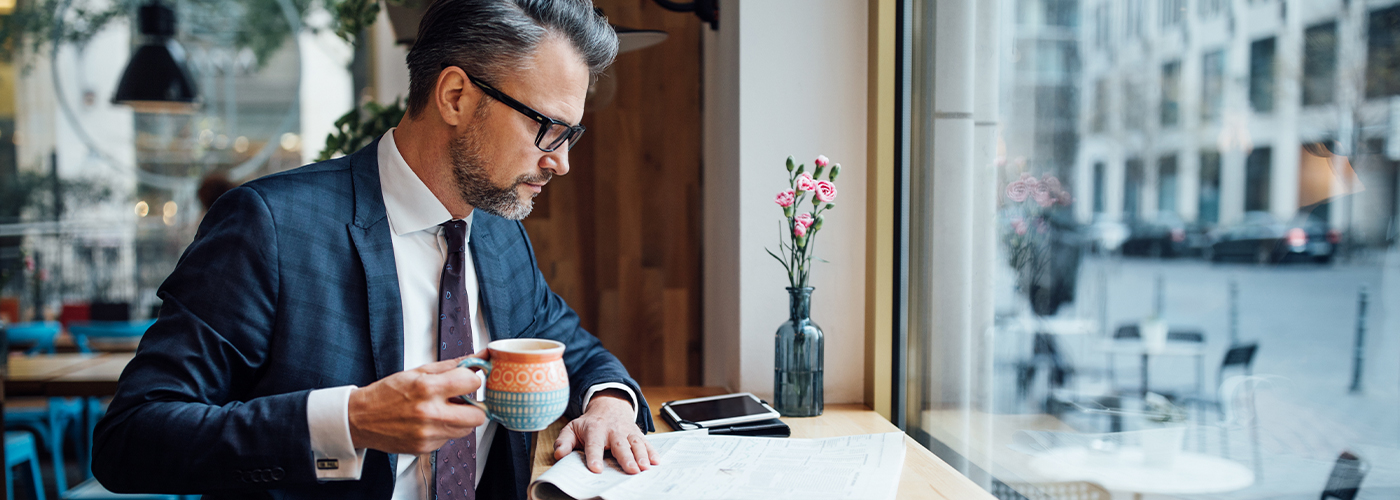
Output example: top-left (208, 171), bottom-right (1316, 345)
top-left (553, 390), bottom-right (659, 474)
top-left (347, 355), bottom-right (488, 454)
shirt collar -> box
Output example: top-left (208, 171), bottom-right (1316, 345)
top-left (377, 128), bottom-right (473, 239)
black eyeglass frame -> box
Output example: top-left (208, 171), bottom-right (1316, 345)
top-left (448, 66), bottom-right (586, 152)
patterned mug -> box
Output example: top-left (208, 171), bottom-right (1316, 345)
top-left (457, 338), bottom-right (569, 432)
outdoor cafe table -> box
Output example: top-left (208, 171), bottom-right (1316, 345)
top-left (1102, 341), bottom-right (1206, 396)
top-left (530, 386), bottom-right (995, 499)
top-left (1028, 446), bottom-right (1254, 500)
top-left (4, 353), bottom-right (133, 397)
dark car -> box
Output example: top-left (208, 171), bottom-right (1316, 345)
top-left (1121, 212), bottom-right (1190, 258)
top-left (1207, 212), bottom-right (1338, 264)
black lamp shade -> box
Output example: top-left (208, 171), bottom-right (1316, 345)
top-left (112, 2), bottom-right (198, 113)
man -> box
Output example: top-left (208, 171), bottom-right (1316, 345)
top-left (92, 1), bottom-right (656, 498)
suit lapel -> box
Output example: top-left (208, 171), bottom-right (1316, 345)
top-left (347, 139), bottom-right (405, 380)
top-left (470, 217), bottom-right (516, 340)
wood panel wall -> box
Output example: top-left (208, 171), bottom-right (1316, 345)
top-left (521, 0), bottom-right (702, 386)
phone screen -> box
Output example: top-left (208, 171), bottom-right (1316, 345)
top-left (669, 394), bottom-right (772, 423)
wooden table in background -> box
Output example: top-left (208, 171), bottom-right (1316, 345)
top-left (4, 353), bottom-right (133, 397)
top-left (531, 386), bottom-right (995, 499)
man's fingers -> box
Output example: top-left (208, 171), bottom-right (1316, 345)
top-left (626, 434), bottom-right (650, 471)
top-left (433, 367), bottom-right (484, 398)
top-left (415, 357), bottom-right (468, 374)
top-left (632, 434), bottom-right (657, 468)
top-left (554, 423), bottom-right (579, 460)
top-left (437, 401), bottom-right (489, 430)
top-left (583, 427), bottom-right (608, 473)
top-left (611, 433), bottom-right (639, 474)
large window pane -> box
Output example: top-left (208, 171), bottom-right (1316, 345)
top-left (900, 1), bottom-right (1400, 499)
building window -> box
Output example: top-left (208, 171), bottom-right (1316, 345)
top-left (1199, 0), bottom-right (1226, 19)
top-left (1303, 22), bottom-right (1337, 106)
top-left (1160, 0), bottom-right (1184, 28)
top-left (1250, 37), bottom-right (1276, 113)
top-left (1124, 81), bottom-right (1145, 130)
top-left (1161, 61), bottom-right (1181, 127)
top-left (1124, 157), bottom-right (1144, 222)
top-left (1125, 0), bottom-right (1143, 40)
top-left (1199, 150), bottom-right (1221, 224)
top-left (1246, 147), bottom-right (1272, 212)
top-left (1201, 50), bottom-right (1225, 122)
top-left (1045, 0), bottom-right (1078, 27)
top-left (1093, 161), bottom-right (1106, 213)
top-left (1095, 4), bottom-right (1111, 49)
top-left (1158, 154), bottom-right (1178, 213)
top-left (1366, 5), bottom-right (1400, 98)
top-left (1092, 79), bottom-right (1108, 133)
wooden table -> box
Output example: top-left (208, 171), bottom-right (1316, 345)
top-left (4, 353), bottom-right (133, 397)
top-left (530, 386), bottom-right (995, 500)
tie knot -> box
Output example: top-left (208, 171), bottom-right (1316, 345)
top-left (440, 220), bottom-right (467, 252)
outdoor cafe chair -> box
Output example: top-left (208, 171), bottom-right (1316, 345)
top-left (7, 431), bottom-right (47, 500)
top-left (1319, 450), bottom-right (1367, 500)
top-left (68, 320), bottom-right (155, 353)
top-left (4, 322), bottom-right (62, 355)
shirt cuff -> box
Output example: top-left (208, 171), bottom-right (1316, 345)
top-left (307, 385), bottom-right (368, 481)
top-left (581, 383), bottom-right (639, 424)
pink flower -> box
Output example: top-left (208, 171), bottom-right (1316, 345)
top-left (775, 189), bottom-right (796, 207)
top-left (795, 173), bottom-right (817, 192)
top-left (1042, 175), bottom-right (1061, 194)
top-left (814, 181), bottom-right (838, 202)
top-left (1036, 218), bottom-right (1049, 233)
top-left (1058, 193), bottom-right (1073, 206)
top-left (1023, 175), bottom-right (1041, 189)
top-left (1033, 183), bottom-right (1053, 207)
top-left (1005, 180), bottom-right (1029, 202)
top-left (793, 224), bottom-right (808, 237)
top-left (24, 256), bottom-right (34, 271)
top-left (814, 155), bottom-right (830, 167)
top-left (1011, 217), bottom-right (1028, 235)
top-left (795, 212), bottom-right (815, 228)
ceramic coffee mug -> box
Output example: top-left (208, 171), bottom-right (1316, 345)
top-left (457, 338), bottom-right (569, 432)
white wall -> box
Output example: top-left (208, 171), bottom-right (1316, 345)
top-left (704, 0), bottom-right (869, 404)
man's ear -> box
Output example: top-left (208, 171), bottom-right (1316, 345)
top-left (435, 66), bottom-right (474, 127)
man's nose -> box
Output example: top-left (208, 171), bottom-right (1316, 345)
top-left (540, 149), bottom-right (570, 176)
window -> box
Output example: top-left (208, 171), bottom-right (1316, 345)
top-left (1250, 37), bottom-right (1276, 113)
top-left (1245, 147), bottom-right (1272, 212)
top-left (1091, 79), bottom-right (1108, 133)
top-left (1161, 61), bottom-right (1181, 127)
top-left (1125, 0), bottom-right (1143, 40)
top-left (898, 1), bottom-right (1400, 499)
top-left (1199, 150), bottom-right (1221, 224)
top-left (1199, 0), bottom-right (1226, 19)
top-left (1093, 162), bottom-right (1106, 213)
top-left (1304, 22), bottom-right (1337, 106)
top-left (1124, 157), bottom-right (1144, 222)
top-left (1160, 0), bottom-right (1184, 28)
top-left (1158, 155), bottom-right (1178, 213)
top-left (1366, 6), bottom-right (1400, 98)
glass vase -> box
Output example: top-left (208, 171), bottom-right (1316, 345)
top-left (774, 286), bottom-right (824, 417)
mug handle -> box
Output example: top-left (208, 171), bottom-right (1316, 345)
top-left (456, 357), bottom-right (497, 421)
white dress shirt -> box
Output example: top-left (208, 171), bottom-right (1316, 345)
top-left (303, 128), bottom-right (635, 498)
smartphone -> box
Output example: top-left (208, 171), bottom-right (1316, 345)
top-left (659, 392), bottom-right (781, 429)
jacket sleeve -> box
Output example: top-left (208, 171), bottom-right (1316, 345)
top-left (513, 222), bottom-right (655, 433)
top-left (92, 185), bottom-right (317, 493)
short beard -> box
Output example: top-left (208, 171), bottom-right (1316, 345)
top-left (448, 125), bottom-right (551, 221)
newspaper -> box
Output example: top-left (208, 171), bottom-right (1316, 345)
top-left (528, 431), bottom-right (906, 500)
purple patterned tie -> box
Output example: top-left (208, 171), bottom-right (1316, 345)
top-left (436, 220), bottom-right (475, 500)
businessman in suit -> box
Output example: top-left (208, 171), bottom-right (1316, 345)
top-left (92, 1), bottom-right (656, 498)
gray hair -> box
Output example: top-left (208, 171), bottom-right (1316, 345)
top-left (404, 0), bottom-right (618, 118)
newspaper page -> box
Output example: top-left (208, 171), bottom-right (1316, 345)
top-left (529, 431), bottom-right (906, 500)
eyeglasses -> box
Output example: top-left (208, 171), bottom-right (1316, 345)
top-left (453, 67), bottom-right (586, 152)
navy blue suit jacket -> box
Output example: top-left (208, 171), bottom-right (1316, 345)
top-left (92, 140), bottom-right (652, 499)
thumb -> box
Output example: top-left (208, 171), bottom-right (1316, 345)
top-left (554, 422), bottom-right (579, 460)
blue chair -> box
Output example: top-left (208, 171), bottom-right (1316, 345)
top-left (6, 430), bottom-right (47, 500)
top-left (67, 321), bottom-right (155, 353)
top-left (61, 479), bottom-right (193, 500)
top-left (5, 322), bottom-right (62, 355)
top-left (6, 398), bottom-right (83, 496)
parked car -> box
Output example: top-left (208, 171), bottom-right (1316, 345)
top-left (1207, 211), bottom-right (1338, 264)
top-left (1121, 212), bottom-right (1190, 258)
